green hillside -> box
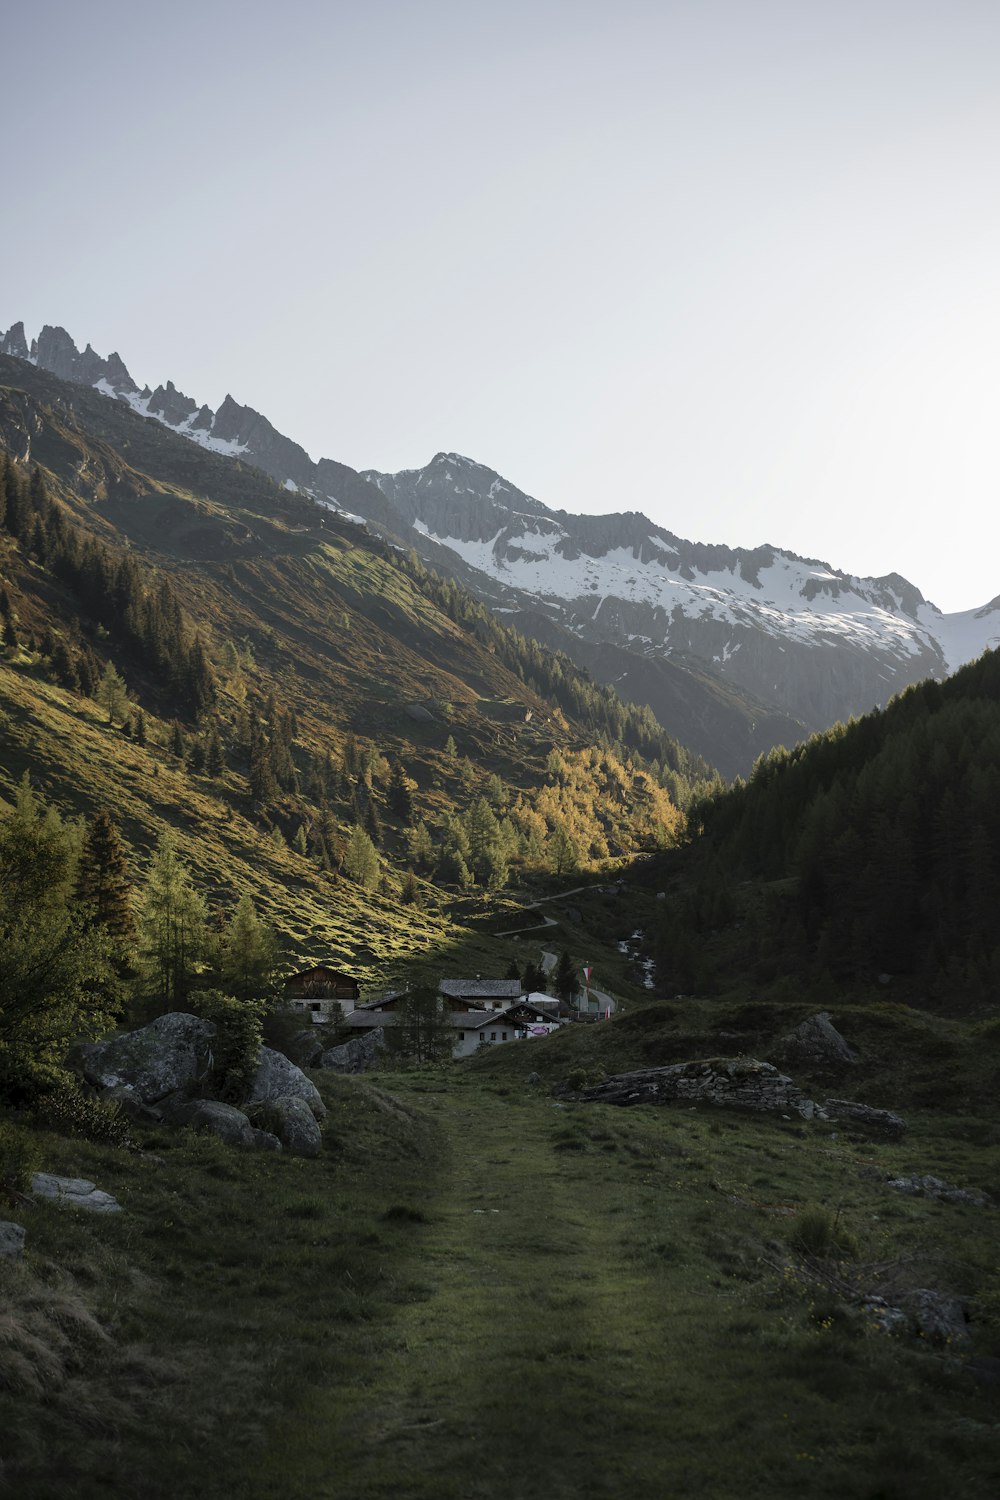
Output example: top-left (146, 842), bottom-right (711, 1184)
top-left (0, 358), bottom-right (718, 991)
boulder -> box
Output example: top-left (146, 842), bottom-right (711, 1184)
top-left (266, 1096), bottom-right (322, 1157)
top-left (31, 1173), bottom-right (122, 1214)
top-left (246, 1047), bottom-right (326, 1120)
top-left (0, 1221), bottom-right (26, 1260)
top-left (320, 1029), bottom-right (386, 1074)
top-left (77, 1013), bottom-right (214, 1106)
top-left (774, 1012), bottom-right (857, 1068)
top-left (165, 1099), bottom-right (256, 1149)
top-left (902, 1289), bottom-right (970, 1346)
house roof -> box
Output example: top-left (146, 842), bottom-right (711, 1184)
top-left (439, 979), bottom-right (522, 1000)
top-left (284, 964), bottom-right (359, 984)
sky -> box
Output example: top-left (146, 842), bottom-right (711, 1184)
top-left (4, 0), bottom-right (1000, 612)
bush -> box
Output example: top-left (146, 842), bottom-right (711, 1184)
top-left (787, 1203), bottom-right (859, 1259)
top-left (31, 1085), bottom-right (135, 1149)
top-left (189, 990), bottom-right (264, 1102)
top-left (0, 1119), bottom-right (41, 1203)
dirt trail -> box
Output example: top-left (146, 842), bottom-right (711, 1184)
top-left (254, 1084), bottom-right (695, 1500)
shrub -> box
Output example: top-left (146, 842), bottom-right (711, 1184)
top-left (189, 989), bottom-right (264, 1102)
top-left (32, 1085), bottom-right (135, 1149)
top-left (0, 1119), bottom-right (41, 1203)
top-left (787, 1203), bottom-right (859, 1259)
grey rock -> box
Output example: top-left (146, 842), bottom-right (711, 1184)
top-left (526, 1072), bottom-right (542, 1085)
top-left (291, 1030), bottom-right (325, 1068)
top-left (320, 1029), bottom-right (386, 1074)
top-left (775, 1012), bottom-right (857, 1068)
top-left (246, 1047), bottom-right (327, 1121)
top-left (825, 1099), bottom-right (906, 1137)
top-left (0, 1221), bottom-right (26, 1259)
top-left (861, 1295), bottom-right (908, 1335)
top-left (166, 1099), bottom-right (256, 1149)
top-left (902, 1289), bottom-right (970, 1346)
top-left (887, 1175), bottom-right (991, 1208)
top-left (31, 1173), bottom-right (122, 1214)
top-left (267, 1096), bottom-right (322, 1157)
top-left (77, 1012), bottom-right (214, 1105)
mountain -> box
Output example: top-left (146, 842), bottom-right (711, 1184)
top-left (6, 320), bottom-right (998, 776)
top-left (0, 349), bottom-right (716, 986)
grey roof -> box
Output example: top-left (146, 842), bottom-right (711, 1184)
top-left (439, 979), bottom-right (522, 1000)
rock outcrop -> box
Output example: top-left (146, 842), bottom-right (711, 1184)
top-left (887, 1174), bottom-right (991, 1207)
top-left (31, 1174), bottom-right (122, 1213)
top-left (246, 1047), bottom-right (327, 1121)
top-left (77, 1016), bottom-right (327, 1155)
top-left (773, 1012), bottom-right (857, 1069)
top-left (578, 1058), bottom-right (827, 1119)
top-left (824, 1099), bottom-right (906, 1137)
top-left (320, 1029), bottom-right (386, 1073)
top-left (577, 1056), bottom-right (906, 1134)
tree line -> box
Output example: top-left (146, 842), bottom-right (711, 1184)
top-left (676, 649), bottom-right (1000, 1001)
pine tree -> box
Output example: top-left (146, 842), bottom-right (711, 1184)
top-left (249, 741), bottom-right (278, 803)
top-left (388, 760), bottom-right (414, 823)
top-left (553, 950), bottom-right (580, 1005)
top-left (75, 809), bottom-right (135, 942)
top-left (170, 720), bottom-right (186, 760)
top-left (133, 709), bottom-right (147, 747)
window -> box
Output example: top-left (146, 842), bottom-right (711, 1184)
top-left (479, 1032), bottom-right (484, 1041)
top-left (458, 1032), bottom-right (465, 1040)
top-left (502, 1031), bottom-right (508, 1040)
top-left (491, 1032), bottom-right (497, 1041)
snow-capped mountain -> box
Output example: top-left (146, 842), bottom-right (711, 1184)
top-left (5, 321), bottom-right (998, 774)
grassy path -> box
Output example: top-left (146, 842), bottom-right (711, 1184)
top-left (243, 1077), bottom-right (1000, 1500)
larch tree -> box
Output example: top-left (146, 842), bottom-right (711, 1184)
top-left (138, 833), bottom-right (207, 1011)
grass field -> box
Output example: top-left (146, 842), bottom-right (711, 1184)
top-left (4, 1056), bottom-right (1000, 1499)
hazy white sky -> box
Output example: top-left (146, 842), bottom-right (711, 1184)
top-left (5, 0), bottom-right (1000, 611)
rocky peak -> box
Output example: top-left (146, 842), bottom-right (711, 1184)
top-left (148, 379), bottom-right (198, 427)
top-left (0, 322), bottom-right (29, 360)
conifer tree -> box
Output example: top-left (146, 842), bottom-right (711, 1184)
top-left (75, 809), bottom-right (135, 942)
top-left (553, 950), bottom-right (580, 1006)
top-left (0, 776), bottom-right (117, 1099)
top-left (388, 760), bottom-right (414, 823)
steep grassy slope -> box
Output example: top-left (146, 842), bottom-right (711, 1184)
top-left (0, 360), bottom-right (720, 990)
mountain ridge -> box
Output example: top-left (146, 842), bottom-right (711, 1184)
top-left (5, 320), bottom-right (997, 773)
